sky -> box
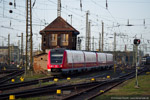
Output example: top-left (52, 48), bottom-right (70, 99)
top-left (0, 0), bottom-right (150, 54)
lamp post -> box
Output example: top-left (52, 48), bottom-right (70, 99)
top-left (68, 14), bottom-right (72, 25)
top-left (17, 33), bottom-right (24, 67)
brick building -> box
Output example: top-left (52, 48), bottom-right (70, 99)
top-left (0, 46), bottom-right (8, 64)
top-left (40, 16), bottom-right (80, 52)
top-left (34, 16), bottom-right (80, 73)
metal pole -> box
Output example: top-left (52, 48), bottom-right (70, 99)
top-left (92, 36), bottom-right (94, 51)
top-left (102, 21), bottom-right (104, 52)
top-left (57, 0), bottom-right (61, 17)
top-left (85, 11), bottom-right (89, 50)
top-left (21, 33), bottom-right (23, 65)
top-left (99, 33), bottom-right (101, 51)
top-left (135, 45), bottom-right (139, 87)
top-left (70, 15), bottom-right (72, 25)
top-left (18, 40), bottom-right (20, 64)
top-left (71, 15), bottom-right (72, 25)
top-left (8, 34), bottom-right (10, 65)
top-left (114, 32), bottom-right (116, 73)
top-left (114, 32), bottom-right (116, 61)
top-left (25, 0), bottom-right (28, 75)
top-left (29, 0), bottom-right (33, 72)
top-left (88, 21), bottom-right (91, 51)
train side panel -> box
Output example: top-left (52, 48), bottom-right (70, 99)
top-left (62, 50), bottom-right (85, 73)
top-left (84, 52), bottom-right (97, 70)
top-left (106, 53), bottom-right (114, 68)
top-left (47, 48), bottom-right (114, 75)
top-left (97, 53), bottom-right (107, 68)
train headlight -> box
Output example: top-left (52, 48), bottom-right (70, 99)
top-left (60, 65), bottom-right (62, 67)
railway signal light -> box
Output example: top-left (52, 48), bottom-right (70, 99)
top-left (134, 39), bottom-right (140, 45)
top-left (134, 39), bottom-right (140, 88)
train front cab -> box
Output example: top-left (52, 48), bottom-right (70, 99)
top-left (47, 49), bottom-right (66, 75)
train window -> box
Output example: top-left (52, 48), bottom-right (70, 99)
top-left (50, 53), bottom-right (63, 64)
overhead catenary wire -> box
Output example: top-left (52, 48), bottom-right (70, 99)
top-left (0, 0), bottom-right (150, 52)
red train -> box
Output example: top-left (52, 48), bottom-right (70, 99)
top-left (47, 48), bottom-right (113, 75)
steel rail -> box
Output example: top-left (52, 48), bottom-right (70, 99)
top-left (0, 76), bottom-right (53, 91)
top-left (62, 67), bottom-right (147, 100)
top-left (0, 70), bottom-right (24, 85)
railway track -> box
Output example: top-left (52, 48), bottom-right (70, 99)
top-left (0, 70), bottom-right (24, 85)
top-left (0, 67), bottom-right (147, 100)
top-left (0, 67), bottom-right (121, 91)
top-left (61, 67), bottom-right (147, 100)
top-left (0, 76), bottom-right (53, 91)
top-left (0, 69), bottom-right (20, 74)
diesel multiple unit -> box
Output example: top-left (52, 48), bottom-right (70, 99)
top-left (47, 48), bottom-right (113, 75)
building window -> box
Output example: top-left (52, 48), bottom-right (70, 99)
top-left (43, 36), bottom-right (46, 41)
top-left (50, 34), bottom-right (57, 46)
top-left (43, 35), bottom-right (46, 47)
top-left (61, 34), bottom-right (69, 46)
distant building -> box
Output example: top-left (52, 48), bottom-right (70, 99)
top-left (0, 46), bottom-right (8, 64)
top-left (0, 45), bottom-right (20, 64)
top-left (9, 45), bottom-right (20, 63)
top-left (103, 50), bottom-right (144, 66)
top-left (40, 16), bottom-right (80, 52)
top-left (34, 16), bottom-right (80, 73)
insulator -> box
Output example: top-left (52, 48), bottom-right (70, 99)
top-left (9, 2), bottom-right (13, 6)
top-left (9, 10), bottom-right (13, 13)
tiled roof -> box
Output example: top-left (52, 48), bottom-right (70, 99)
top-left (40, 16), bottom-right (79, 35)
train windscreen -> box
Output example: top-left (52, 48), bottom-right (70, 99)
top-left (50, 53), bottom-right (63, 64)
